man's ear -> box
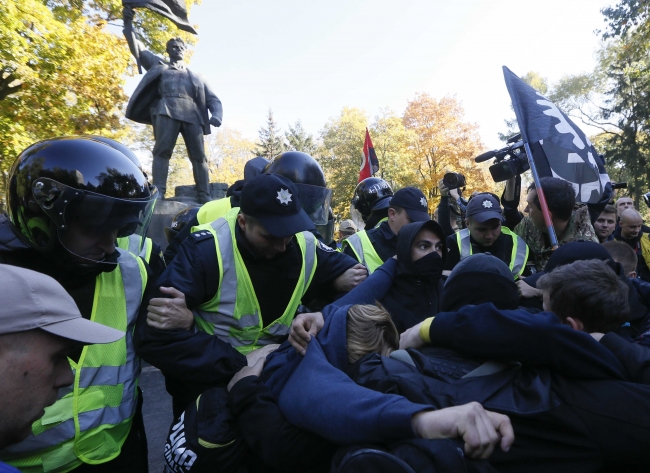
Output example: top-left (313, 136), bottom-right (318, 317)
top-left (237, 213), bottom-right (246, 231)
top-left (565, 317), bottom-right (584, 331)
top-left (629, 271), bottom-right (638, 279)
top-left (387, 208), bottom-right (396, 219)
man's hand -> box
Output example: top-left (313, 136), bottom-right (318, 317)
top-left (227, 358), bottom-right (265, 392)
top-left (289, 312), bottom-right (324, 355)
top-left (516, 279), bottom-right (542, 299)
top-left (245, 344), bottom-right (280, 367)
top-left (147, 287), bottom-right (194, 330)
top-left (399, 323), bottom-right (426, 350)
top-left (439, 180), bottom-right (449, 197)
top-left (412, 403), bottom-right (514, 459)
top-left (210, 116), bottom-right (222, 127)
top-left (123, 6), bottom-right (134, 22)
top-left (333, 264), bottom-right (368, 292)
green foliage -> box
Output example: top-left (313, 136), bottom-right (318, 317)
top-left (318, 107), bottom-right (368, 217)
top-left (551, 24), bottom-right (650, 205)
top-left (601, 0), bottom-right (650, 40)
top-left (285, 120), bottom-right (317, 154)
top-left (254, 108), bottom-right (285, 159)
top-left (369, 109), bottom-right (417, 190)
top-left (0, 0), bottom-right (200, 202)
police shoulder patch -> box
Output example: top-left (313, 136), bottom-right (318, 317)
top-left (317, 239), bottom-right (335, 252)
top-left (192, 230), bottom-right (214, 242)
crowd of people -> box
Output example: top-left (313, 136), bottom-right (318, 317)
top-left (1, 135), bottom-right (649, 473)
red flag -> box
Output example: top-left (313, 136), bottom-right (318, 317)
top-left (359, 128), bottom-right (379, 183)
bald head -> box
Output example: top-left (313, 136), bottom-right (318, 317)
top-left (620, 208), bottom-right (643, 239)
top-left (616, 197), bottom-right (634, 215)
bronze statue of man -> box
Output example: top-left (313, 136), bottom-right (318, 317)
top-left (123, 9), bottom-right (222, 204)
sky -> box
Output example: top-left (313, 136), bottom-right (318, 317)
top-left (124, 0), bottom-right (614, 152)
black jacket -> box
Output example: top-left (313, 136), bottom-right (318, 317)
top-left (381, 221), bottom-right (444, 333)
top-left (351, 304), bottom-right (650, 473)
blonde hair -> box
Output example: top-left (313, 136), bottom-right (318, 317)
top-left (346, 303), bottom-right (399, 364)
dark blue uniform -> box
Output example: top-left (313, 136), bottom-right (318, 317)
top-left (135, 223), bottom-right (359, 415)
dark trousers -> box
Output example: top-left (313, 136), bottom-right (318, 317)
top-left (152, 114), bottom-right (210, 203)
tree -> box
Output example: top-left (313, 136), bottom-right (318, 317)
top-left (0, 0), bottom-right (199, 197)
top-left (403, 93), bottom-right (491, 213)
top-left (254, 109), bottom-right (285, 158)
top-left (548, 1), bottom-right (650, 207)
top-left (206, 127), bottom-right (256, 186)
top-left (285, 120), bottom-right (317, 154)
top-left (318, 108), bottom-right (368, 217)
top-left (369, 108), bottom-right (417, 190)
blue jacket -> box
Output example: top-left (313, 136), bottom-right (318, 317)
top-left (262, 258), bottom-right (432, 444)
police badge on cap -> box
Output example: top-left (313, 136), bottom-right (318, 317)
top-left (240, 174), bottom-right (315, 238)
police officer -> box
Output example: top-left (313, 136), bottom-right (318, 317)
top-left (164, 152), bottom-right (335, 262)
top-left (444, 193), bottom-right (529, 280)
top-left (0, 136), bottom-right (157, 472)
top-left (349, 177), bottom-right (394, 230)
top-left (137, 173), bottom-right (365, 416)
top-left (343, 186), bottom-right (431, 274)
top-left (86, 135), bottom-right (166, 277)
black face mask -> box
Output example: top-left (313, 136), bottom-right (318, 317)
top-left (412, 251), bottom-right (443, 280)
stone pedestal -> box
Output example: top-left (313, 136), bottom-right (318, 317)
top-left (174, 182), bottom-right (228, 203)
top-left (147, 182), bottom-right (228, 251)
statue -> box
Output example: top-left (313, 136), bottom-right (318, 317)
top-left (123, 6), bottom-right (222, 204)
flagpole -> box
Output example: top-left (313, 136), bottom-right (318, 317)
top-left (524, 142), bottom-right (559, 249)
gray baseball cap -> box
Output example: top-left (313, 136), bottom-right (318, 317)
top-left (0, 264), bottom-right (125, 344)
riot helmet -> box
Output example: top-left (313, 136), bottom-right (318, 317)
top-left (350, 177), bottom-right (393, 229)
top-left (80, 134), bottom-right (153, 185)
top-left (164, 206), bottom-right (200, 243)
top-left (244, 156), bottom-right (271, 182)
top-left (7, 136), bottom-right (158, 269)
top-left (264, 151), bottom-right (334, 241)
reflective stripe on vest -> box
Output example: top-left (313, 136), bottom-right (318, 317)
top-left (2, 249), bottom-right (147, 472)
top-left (341, 230), bottom-right (384, 274)
top-left (197, 197), bottom-right (233, 225)
top-left (116, 235), bottom-right (153, 264)
top-left (456, 227), bottom-right (529, 279)
top-left (192, 208), bottom-right (317, 354)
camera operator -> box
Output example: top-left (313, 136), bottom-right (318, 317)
top-left (437, 173), bottom-right (467, 237)
top-left (443, 193), bottom-right (529, 280)
top-left (503, 176), bottom-right (598, 272)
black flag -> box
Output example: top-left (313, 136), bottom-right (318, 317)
top-left (503, 66), bottom-right (611, 204)
top-left (122, 0), bottom-right (198, 35)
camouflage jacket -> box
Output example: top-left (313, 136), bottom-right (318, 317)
top-left (514, 205), bottom-right (598, 272)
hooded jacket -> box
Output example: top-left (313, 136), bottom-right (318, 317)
top-left (261, 258), bottom-right (432, 445)
top-left (381, 220), bottom-right (446, 333)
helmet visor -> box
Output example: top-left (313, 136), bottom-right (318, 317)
top-left (294, 183), bottom-right (332, 225)
top-left (32, 178), bottom-right (157, 264)
top-left (349, 204), bottom-right (366, 231)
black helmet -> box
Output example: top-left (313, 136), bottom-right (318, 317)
top-left (164, 206), bottom-right (200, 243)
top-left (7, 136), bottom-right (158, 267)
top-left (264, 151), bottom-right (326, 187)
top-left (244, 156), bottom-right (271, 182)
top-left (350, 178), bottom-right (393, 227)
top-left (82, 135), bottom-right (154, 184)
top-left (264, 151), bottom-right (334, 241)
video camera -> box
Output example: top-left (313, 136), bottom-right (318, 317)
top-left (475, 134), bottom-right (530, 182)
